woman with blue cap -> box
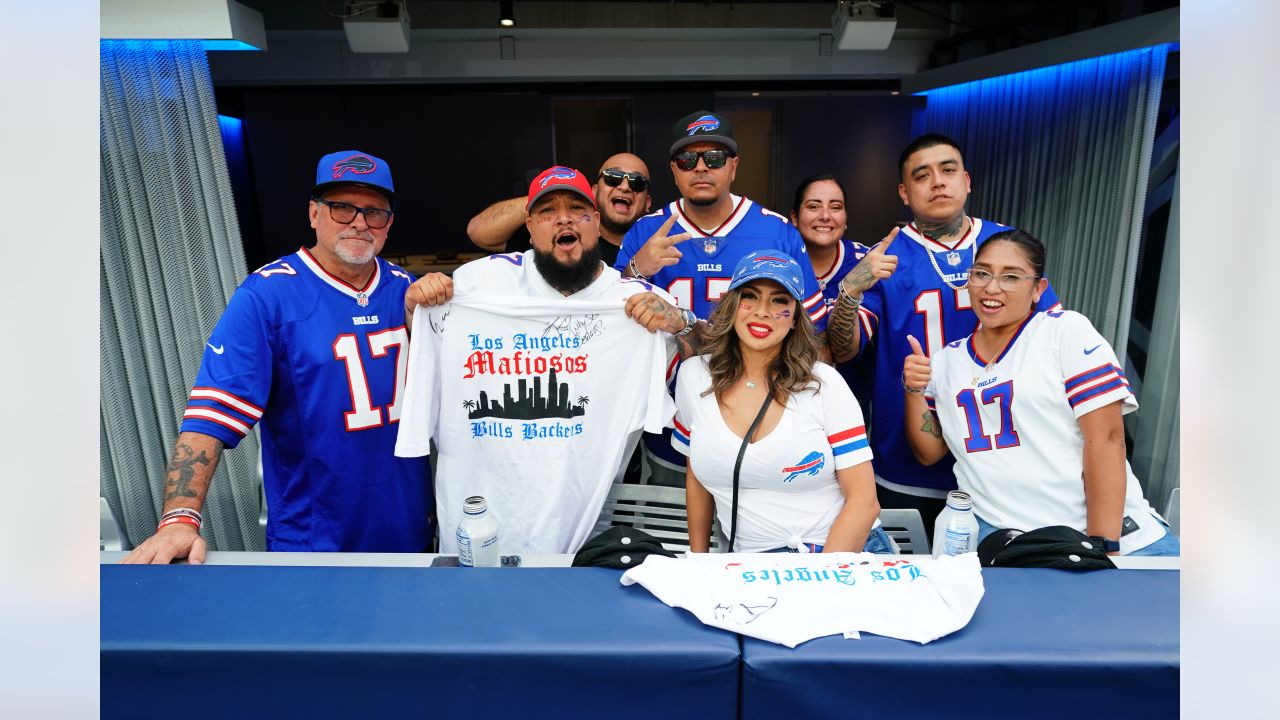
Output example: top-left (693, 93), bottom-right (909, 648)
top-left (671, 250), bottom-right (894, 553)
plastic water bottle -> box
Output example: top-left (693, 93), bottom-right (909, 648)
top-left (932, 490), bottom-right (979, 558)
top-left (456, 495), bottom-right (500, 567)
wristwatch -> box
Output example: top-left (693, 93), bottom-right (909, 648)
top-left (674, 308), bottom-right (698, 337)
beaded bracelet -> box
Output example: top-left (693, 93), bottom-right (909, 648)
top-left (836, 281), bottom-right (862, 309)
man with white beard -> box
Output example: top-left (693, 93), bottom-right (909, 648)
top-left (125, 150), bottom-right (433, 562)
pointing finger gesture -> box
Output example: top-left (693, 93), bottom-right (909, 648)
top-left (840, 227), bottom-right (899, 297)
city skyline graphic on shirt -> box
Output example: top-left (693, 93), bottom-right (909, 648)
top-left (463, 367), bottom-right (588, 421)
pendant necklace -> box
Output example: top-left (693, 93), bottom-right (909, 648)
top-left (970, 329), bottom-right (1005, 387)
top-left (917, 217), bottom-right (974, 291)
top-left (744, 378), bottom-right (764, 390)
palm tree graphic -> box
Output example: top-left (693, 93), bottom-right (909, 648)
top-left (576, 396), bottom-right (590, 409)
top-left (462, 399), bottom-right (477, 413)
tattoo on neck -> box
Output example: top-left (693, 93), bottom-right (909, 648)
top-left (916, 215), bottom-right (965, 239)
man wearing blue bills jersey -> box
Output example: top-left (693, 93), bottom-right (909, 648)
top-left (615, 110), bottom-right (829, 485)
top-left (616, 110), bottom-right (828, 338)
top-left (124, 150), bottom-right (433, 563)
top-left (825, 134), bottom-right (1062, 536)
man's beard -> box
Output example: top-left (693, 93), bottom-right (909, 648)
top-left (533, 239), bottom-right (603, 295)
top-left (688, 195), bottom-right (716, 207)
top-left (599, 211), bottom-right (634, 237)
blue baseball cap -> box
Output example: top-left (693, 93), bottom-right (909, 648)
top-left (312, 150), bottom-right (395, 205)
top-left (728, 250), bottom-right (806, 301)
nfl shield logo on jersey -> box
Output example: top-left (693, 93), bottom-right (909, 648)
top-left (946, 251), bottom-right (961, 266)
top-left (356, 292), bottom-right (370, 307)
top-left (704, 238), bottom-right (719, 254)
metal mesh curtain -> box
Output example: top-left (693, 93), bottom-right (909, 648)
top-left (920, 45), bottom-right (1169, 356)
top-left (100, 40), bottom-right (262, 550)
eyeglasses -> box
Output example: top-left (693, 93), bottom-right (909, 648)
top-left (314, 199), bottom-right (394, 229)
top-left (967, 268), bottom-right (1039, 290)
top-left (599, 168), bottom-right (650, 192)
top-left (672, 149), bottom-right (732, 171)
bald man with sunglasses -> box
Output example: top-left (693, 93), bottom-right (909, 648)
top-left (466, 153), bottom-right (653, 267)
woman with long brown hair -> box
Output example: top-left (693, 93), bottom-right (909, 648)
top-left (672, 251), bottom-right (892, 553)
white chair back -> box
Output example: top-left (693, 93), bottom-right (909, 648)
top-left (598, 483), bottom-right (723, 553)
top-left (100, 497), bottom-right (127, 551)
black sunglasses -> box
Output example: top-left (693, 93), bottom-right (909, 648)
top-left (313, 198), bottom-right (394, 229)
top-left (672, 149), bottom-right (732, 171)
top-left (599, 168), bottom-right (650, 192)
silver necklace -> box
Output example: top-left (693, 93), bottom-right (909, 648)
top-left (918, 218), bottom-right (973, 291)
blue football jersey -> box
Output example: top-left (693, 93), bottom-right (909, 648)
top-left (855, 218), bottom-right (1063, 493)
top-left (616, 195), bottom-right (828, 329)
top-left (180, 248), bottom-right (434, 552)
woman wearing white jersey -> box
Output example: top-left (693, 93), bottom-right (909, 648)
top-left (673, 250), bottom-right (893, 554)
top-left (901, 230), bottom-right (1178, 556)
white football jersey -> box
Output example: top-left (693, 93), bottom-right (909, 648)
top-left (925, 310), bottom-right (1162, 554)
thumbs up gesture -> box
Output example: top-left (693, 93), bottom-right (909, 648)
top-left (902, 334), bottom-right (931, 394)
top-left (629, 214), bottom-right (692, 279)
top-left (839, 227), bottom-right (899, 298)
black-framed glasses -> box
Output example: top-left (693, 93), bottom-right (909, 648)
top-left (673, 149), bottom-right (732, 171)
top-left (599, 168), bottom-right (650, 192)
top-left (313, 199), bottom-right (394, 229)
top-left (967, 268), bottom-right (1039, 290)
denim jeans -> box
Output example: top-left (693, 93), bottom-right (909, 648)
top-left (764, 526), bottom-right (899, 554)
top-left (975, 514), bottom-right (1180, 557)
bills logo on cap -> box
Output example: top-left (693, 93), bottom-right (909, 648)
top-left (781, 451), bottom-right (825, 482)
top-left (686, 114), bottom-right (721, 136)
top-left (331, 155), bottom-right (377, 179)
top-left (539, 166), bottom-right (579, 188)
top-left (747, 255), bottom-right (792, 271)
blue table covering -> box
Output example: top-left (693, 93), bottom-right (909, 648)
top-left (101, 565), bottom-right (739, 720)
top-left (740, 567), bottom-right (1179, 720)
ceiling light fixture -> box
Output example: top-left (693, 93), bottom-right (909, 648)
top-left (831, 1), bottom-right (897, 51)
top-left (499, 0), bottom-right (516, 28)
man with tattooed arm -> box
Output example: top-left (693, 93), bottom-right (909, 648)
top-left (124, 150), bottom-right (433, 562)
top-left (824, 134), bottom-right (1062, 535)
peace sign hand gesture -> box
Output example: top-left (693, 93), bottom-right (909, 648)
top-left (629, 214), bottom-right (692, 279)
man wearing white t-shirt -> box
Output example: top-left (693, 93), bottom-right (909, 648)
top-left (396, 166), bottom-right (701, 555)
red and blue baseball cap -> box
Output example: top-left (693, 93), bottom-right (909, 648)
top-left (526, 165), bottom-right (597, 212)
top-left (729, 250), bottom-right (806, 301)
top-left (670, 110), bottom-right (738, 156)
top-left (312, 150), bottom-right (395, 205)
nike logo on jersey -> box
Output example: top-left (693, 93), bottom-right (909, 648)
top-left (207, 343), bottom-right (225, 354)
top-left (1084, 344), bottom-right (1102, 355)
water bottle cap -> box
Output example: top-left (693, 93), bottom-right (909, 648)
top-left (463, 495), bottom-right (488, 515)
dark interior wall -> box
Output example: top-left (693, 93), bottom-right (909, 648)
top-left (235, 87), bottom-right (553, 265)
top-left (778, 95), bottom-right (923, 244)
top-left (222, 86), bottom-right (915, 268)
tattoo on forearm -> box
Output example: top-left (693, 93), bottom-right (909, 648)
top-left (164, 442), bottom-right (212, 501)
top-left (921, 409), bottom-right (942, 438)
top-left (842, 264), bottom-right (874, 294)
top-left (827, 302), bottom-right (861, 361)
top-left (915, 215), bottom-right (965, 239)
top-left (675, 321), bottom-right (706, 359)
